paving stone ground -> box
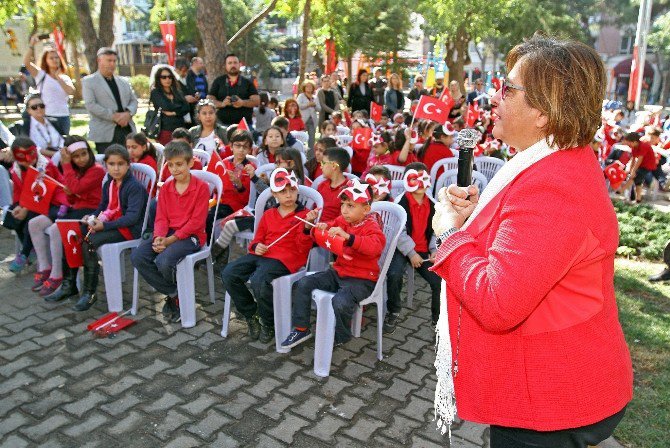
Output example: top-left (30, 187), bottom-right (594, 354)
top-left (0, 230), bottom-right (623, 447)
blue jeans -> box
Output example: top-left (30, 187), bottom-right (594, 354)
top-left (130, 232), bottom-right (201, 297)
top-left (48, 115), bottom-right (70, 135)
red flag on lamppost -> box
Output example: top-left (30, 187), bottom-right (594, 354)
top-left (159, 21), bottom-right (177, 66)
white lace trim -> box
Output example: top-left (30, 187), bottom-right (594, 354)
top-left (434, 137), bottom-right (558, 436)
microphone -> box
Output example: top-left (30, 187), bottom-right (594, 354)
top-left (455, 128), bottom-right (480, 188)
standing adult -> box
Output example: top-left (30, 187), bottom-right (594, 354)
top-left (370, 68), bottom-right (387, 106)
top-left (297, 79), bottom-right (320, 149)
top-left (331, 71), bottom-right (345, 100)
top-left (82, 48), bottom-right (138, 153)
top-left (347, 69), bottom-right (373, 115)
top-left (186, 57), bottom-right (208, 100)
top-left (149, 65), bottom-right (190, 145)
top-left (208, 53), bottom-right (260, 127)
top-left (317, 74), bottom-right (341, 127)
top-left (1, 78), bottom-right (19, 110)
top-left (23, 35), bottom-right (75, 134)
top-left (384, 73), bottom-right (405, 116)
top-left (408, 75), bottom-right (429, 102)
top-left (174, 58), bottom-right (198, 124)
top-left (466, 78), bottom-right (490, 107)
top-left (431, 35), bottom-right (632, 447)
top-left (447, 80), bottom-right (467, 122)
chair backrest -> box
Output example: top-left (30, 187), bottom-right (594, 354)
top-left (189, 170), bottom-right (223, 248)
top-left (152, 142), bottom-right (165, 168)
top-left (253, 185), bottom-right (324, 233)
top-left (51, 150), bottom-right (61, 167)
top-left (474, 156), bottom-right (505, 182)
top-left (291, 139), bottom-right (305, 153)
top-left (433, 169), bottom-right (488, 199)
top-left (292, 131), bottom-right (309, 144)
top-left (223, 154), bottom-right (259, 166)
top-left (310, 172), bottom-right (359, 191)
top-left (370, 201), bottom-right (407, 295)
top-left (130, 163), bottom-right (157, 233)
top-left (193, 149), bottom-right (211, 167)
top-left (94, 153), bottom-right (107, 172)
top-left (337, 135), bottom-right (353, 146)
top-left (0, 165), bottom-right (12, 208)
top-left (382, 164), bottom-right (406, 182)
top-left (336, 126), bottom-right (350, 135)
top-left (429, 156), bottom-right (459, 187)
top-left (342, 146), bottom-right (353, 159)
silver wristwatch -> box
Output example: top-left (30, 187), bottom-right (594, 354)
top-left (436, 227), bottom-right (459, 247)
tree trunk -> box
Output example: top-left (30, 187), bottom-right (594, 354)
top-left (197, 0), bottom-right (229, 80)
top-left (444, 24), bottom-right (470, 94)
top-left (346, 54), bottom-right (353, 92)
top-left (298, 0), bottom-right (311, 88)
top-left (98, 0), bottom-right (116, 47)
top-left (72, 41), bottom-right (82, 101)
top-left (73, 0), bottom-right (101, 73)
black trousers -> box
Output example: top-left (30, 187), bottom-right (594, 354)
top-left (221, 254), bottom-right (290, 327)
top-left (292, 268), bottom-right (375, 344)
top-left (490, 406), bottom-right (626, 448)
top-left (82, 228), bottom-right (127, 291)
top-left (386, 250), bottom-right (442, 320)
top-left (95, 125), bottom-right (132, 153)
top-left (207, 204), bottom-right (233, 243)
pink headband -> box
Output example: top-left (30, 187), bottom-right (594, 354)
top-left (67, 141), bottom-right (89, 153)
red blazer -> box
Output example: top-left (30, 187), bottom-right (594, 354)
top-left (432, 146), bottom-right (632, 431)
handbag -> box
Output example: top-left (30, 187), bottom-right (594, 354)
top-left (142, 99), bottom-right (162, 139)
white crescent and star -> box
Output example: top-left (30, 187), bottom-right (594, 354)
top-left (66, 229), bottom-right (79, 254)
top-left (422, 102), bottom-right (442, 116)
top-left (354, 133), bottom-right (364, 145)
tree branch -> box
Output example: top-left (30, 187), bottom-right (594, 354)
top-left (227, 0), bottom-right (279, 48)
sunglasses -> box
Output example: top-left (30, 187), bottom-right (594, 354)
top-left (160, 75), bottom-right (173, 80)
top-left (501, 80), bottom-right (526, 100)
top-left (29, 103), bottom-right (46, 110)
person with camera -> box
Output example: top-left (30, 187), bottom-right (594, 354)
top-left (207, 54), bottom-right (260, 127)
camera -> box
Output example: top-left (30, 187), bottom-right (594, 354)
top-left (231, 95), bottom-right (240, 103)
top-left (37, 33), bottom-right (50, 40)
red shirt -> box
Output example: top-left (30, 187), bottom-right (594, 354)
top-left (350, 147), bottom-right (370, 176)
top-left (11, 161), bottom-right (68, 206)
top-left (288, 116), bottom-right (306, 132)
top-left (317, 178), bottom-right (347, 223)
top-left (136, 154), bottom-right (158, 175)
top-left (159, 158), bottom-right (203, 183)
top-left (633, 140), bottom-right (657, 170)
top-left (154, 174), bottom-right (210, 245)
top-left (406, 192), bottom-right (430, 253)
top-left (309, 164), bottom-right (322, 180)
top-left (363, 151), bottom-right (417, 177)
top-left (249, 206), bottom-right (313, 273)
top-left (61, 163), bottom-right (105, 210)
top-left (420, 141), bottom-right (455, 179)
top-left (221, 158), bottom-right (251, 211)
top-left (326, 214), bottom-right (386, 281)
top-left (431, 146), bottom-right (632, 430)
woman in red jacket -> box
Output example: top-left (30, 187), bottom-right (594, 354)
top-left (430, 36), bottom-right (633, 447)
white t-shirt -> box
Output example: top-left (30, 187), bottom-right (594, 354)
top-left (30, 118), bottom-right (64, 150)
top-left (35, 70), bottom-right (73, 117)
top-left (194, 131), bottom-right (218, 154)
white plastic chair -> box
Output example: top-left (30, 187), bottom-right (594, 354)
top-left (99, 163), bottom-right (156, 313)
top-left (162, 171), bottom-right (223, 327)
top-left (153, 142), bottom-right (165, 168)
top-left (310, 201), bottom-right (406, 377)
top-left (292, 131), bottom-right (309, 144)
top-left (337, 135), bottom-right (353, 146)
top-left (428, 157), bottom-right (459, 188)
top-left (230, 163), bottom-right (277, 248)
top-left (291, 139), bottom-right (305, 153)
top-left (0, 165), bottom-right (19, 253)
top-left (336, 126), bottom-right (350, 136)
top-left (475, 156), bottom-right (505, 182)
top-left (342, 146), bottom-right (353, 159)
top-left (94, 153), bottom-right (107, 171)
top-left (50, 150), bottom-right (61, 167)
top-left (221, 185), bottom-right (323, 338)
top-left (223, 154), bottom-right (259, 166)
top-left (433, 169), bottom-right (488, 201)
top-left (193, 149), bottom-right (211, 168)
top-left (382, 165), bottom-right (406, 183)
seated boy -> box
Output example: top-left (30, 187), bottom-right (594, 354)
top-left (282, 179), bottom-right (386, 348)
top-left (130, 141), bottom-right (210, 322)
top-left (317, 147), bottom-right (350, 222)
top-left (222, 168), bottom-right (315, 343)
top-left (384, 163), bottom-right (441, 333)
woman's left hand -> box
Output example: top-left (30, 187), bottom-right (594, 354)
top-left (432, 184), bottom-right (479, 235)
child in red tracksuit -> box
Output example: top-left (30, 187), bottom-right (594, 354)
top-left (283, 179), bottom-right (386, 348)
top-left (222, 168), bottom-right (314, 343)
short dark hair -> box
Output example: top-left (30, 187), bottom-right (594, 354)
top-left (126, 132), bottom-right (157, 161)
top-left (171, 128), bottom-right (193, 144)
top-left (226, 124), bottom-right (238, 142)
top-left (404, 162), bottom-right (428, 173)
top-left (368, 164), bottom-right (391, 179)
top-left (175, 58), bottom-right (189, 70)
top-left (648, 127), bottom-right (662, 137)
top-left (317, 137), bottom-right (337, 149)
top-left (11, 136), bottom-right (36, 151)
top-left (103, 144), bottom-right (130, 164)
top-left (324, 147), bottom-right (350, 172)
top-left (623, 132), bottom-right (641, 143)
top-left (164, 140), bottom-right (193, 161)
top-left (272, 116), bottom-right (289, 131)
top-left (97, 47), bottom-right (117, 57)
top-left (225, 53), bottom-right (239, 62)
top-left (230, 130), bottom-right (254, 147)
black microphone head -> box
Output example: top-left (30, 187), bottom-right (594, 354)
top-left (456, 128), bottom-right (480, 150)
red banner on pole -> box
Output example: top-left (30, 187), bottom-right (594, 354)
top-left (159, 21), bottom-right (177, 67)
top-left (628, 46), bottom-right (639, 103)
top-left (325, 39), bottom-right (338, 74)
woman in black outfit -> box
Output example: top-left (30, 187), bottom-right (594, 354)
top-left (149, 66), bottom-right (190, 145)
top-left (347, 69), bottom-right (374, 114)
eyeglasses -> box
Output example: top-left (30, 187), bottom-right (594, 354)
top-left (160, 75), bottom-right (173, 80)
top-left (501, 80), bottom-right (526, 100)
top-left (319, 160), bottom-right (337, 167)
top-left (231, 143), bottom-right (250, 150)
top-left (29, 103), bottom-right (46, 110)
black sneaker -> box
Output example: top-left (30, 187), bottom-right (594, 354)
top-left (430, 319), bottom-right (438, 331)
top-left (281, 329), bottom-right (312, 348)
top-left (383, 312), bottom-right (399, 334)
top-left (170, 297), bottom-right (181, 323)
top-left (161, 296), bottom-right (174, 315)
top-left (649, 267), bottom-right (670, 282)
top-left (259, 324), bottom-right (274, 344)
top-left (246, 315), bottom-right (261, 340)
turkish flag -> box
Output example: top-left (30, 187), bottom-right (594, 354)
top-left (218, 208), bottom-right (253, 227)
top-left (466, 103), bottom-right (480, 128)
top-left (370, 102), bottom-right (383, 122)
top-left (237, 117), bottom-right (250, 131)
top-left (413, 95), bottom-right (450, 124)
top-left (159, 21), bottom-right (177, 67)
top-left (313, 228), bottom-right (353, 260)
top-left (491, 77), bottom-right (501, 92)
top-left (604, 161), bottom-right (627, 190)
top-left (438, 89), bottom-right (455, 116)
top-left (19, 167), bottom-right (58, 215)
top-left (628, 46), bottom-right (640, 103)
top-left (56, 220), bottom-right (84, 268)
top-left (206, 150), bottom-right (227, 182)
top-left (352, 128), bottom-right (372, 150)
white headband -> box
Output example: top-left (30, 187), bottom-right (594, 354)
top-left (66, 141), bottom-right (89, 153)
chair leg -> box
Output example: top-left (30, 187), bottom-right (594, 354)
top-left (99, 246), bottom-right (124, 313)
top-left (206, 254), bottom-right (215, 304)
top-left (313, 293), bottom-right (335, 378)
top-left (376, 303), bottom-right (384, 361)
top-left (131, 268), bottom-right (140, 316)
top-left (406, 265), bottom-right (414, 307)
top-left (221, 292), bottom-right (232, 337)
top-left (352, 305), bottom-right (363, 338)
top-left (177, 260), bottom-right (197, 328)
top-left (273, 286), bottom-right (292, 354)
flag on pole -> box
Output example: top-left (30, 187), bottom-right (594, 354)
top-left (604, 161), bottom-right (627, 190)
top-left (237, 117), bottom-right (250, 131)
top-left (413, 95), bottom-right (451, 124)
top-left (19, 167), bottom-right (58, 215)
top-left (159, 21), bottom-right (177, 67)
top-left (313, 228), bottom-right (353, 260)
top-left (370, 102), bottom-right (383, 122)
top-left (438, 88), bottom-right (455, 116)
top-left (466, 102), bottom-right (481, 128)
top-left (206, 149), bottom-right (227, 181)
top-left (352, 128), bottom-right (372, 150)
top-left (56, 220), bottom-right (84, 268)
top-left (628, 47), bottom-right (640, 103)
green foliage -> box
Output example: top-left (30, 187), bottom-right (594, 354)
top-left (35, 0), bottom-right (79, 39)
top-left (0, 0), bottom-right (32, 24)
top-left (129, 75), bottom-right (150, 99)
top-left (614, 200), bottom-right (670, 261)
top-left (649, 10), bottom-right (670, 58)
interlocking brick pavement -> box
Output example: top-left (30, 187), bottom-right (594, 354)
top-left (0, 231), bottom-right (623, 447)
